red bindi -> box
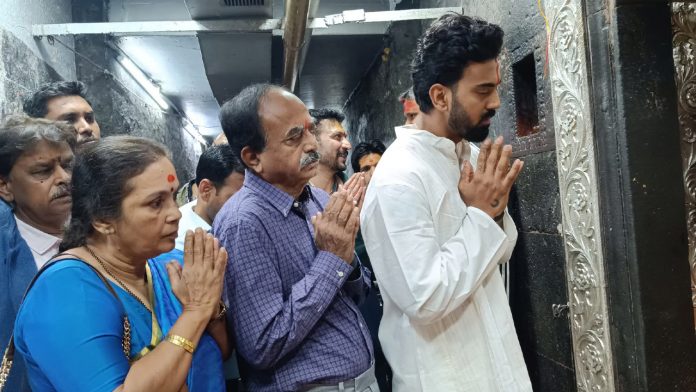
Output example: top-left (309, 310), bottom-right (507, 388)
top-left (167, 174), bottom-right (175, 183)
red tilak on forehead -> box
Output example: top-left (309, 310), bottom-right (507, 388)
top-left (167, 174), bottom-right (176, 183)
top-left (403, 99), bottom-right (419, 113)
top-left (304, 118), bottom-right (313, 132)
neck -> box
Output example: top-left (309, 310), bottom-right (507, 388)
top-left (415, 113), bottom-right (462, 144)
top-left (14, 208), bottom-right (65, 237)
top-left (193, 200), bottom-right (212, 225)
top-left (310, 164), bottom-right (339, 194)
top-left (86, 238), bottom-right (147, 285)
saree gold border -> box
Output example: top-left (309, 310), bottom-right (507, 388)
top-left (543, 0), bottom-right (615, 390)
top-left (671, 2), bottom-right (696, 329)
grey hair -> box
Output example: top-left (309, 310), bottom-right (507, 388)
top-left (0, 114), bottom-right (77, 177)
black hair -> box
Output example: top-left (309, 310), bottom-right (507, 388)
top-left (219, 83), bottom-right (283, 163)
top-left (351, 139), bottom-right (386, 173)
top-left (60, 136), bottom-right (170, 251)
top-left (0, 114), bottom-right (76, 177)
top-left (195, 144), bottom-right (245, 187)
top-left (411, 13), bottom-right (504, 113)
top-left (23, 81), bottom-right (91, 118)
top-left (309, 107), bottom-right (345, 125)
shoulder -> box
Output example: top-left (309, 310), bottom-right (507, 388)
top-left (17, 259), bottom-right (122, 328)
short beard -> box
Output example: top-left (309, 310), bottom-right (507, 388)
top-left (449, 102), bottom-right (494, 143)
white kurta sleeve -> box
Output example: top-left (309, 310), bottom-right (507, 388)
top-left (362, 182), bottom-right (511, 325)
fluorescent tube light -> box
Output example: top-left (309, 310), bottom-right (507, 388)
top-left (117, 55), bottom-right (169, 111)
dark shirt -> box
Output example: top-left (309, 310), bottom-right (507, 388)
top-left (213, 170), bottom-right (373, 391)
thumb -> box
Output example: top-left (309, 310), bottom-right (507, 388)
top-left (166, 261), bottom-right (182, 286)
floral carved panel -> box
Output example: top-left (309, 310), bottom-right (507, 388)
top-left (671, 2), bottom-right (696, 328)
top-left (544, 0), bottom-right (615, 391)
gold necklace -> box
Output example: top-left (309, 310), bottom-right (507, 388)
top-left (85, 246), bottom-right (152, 313)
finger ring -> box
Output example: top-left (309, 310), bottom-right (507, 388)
top-left (491, 199), bottom-right (499, 208)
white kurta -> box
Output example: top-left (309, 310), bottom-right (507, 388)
top-left (360, 126), bottom-right (532, 392)
top-left (175, 200), bottom-right (211, 251)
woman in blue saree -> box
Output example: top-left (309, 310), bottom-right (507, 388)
top-left (13, 136), bottom-right (229, 391)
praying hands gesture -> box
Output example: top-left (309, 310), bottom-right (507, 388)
top-left (312, 173), bottom-right (366, 263)
top-left (167, 228), bottom-right (228, 321)
top-left (458, 136), bottom-right (524, 219)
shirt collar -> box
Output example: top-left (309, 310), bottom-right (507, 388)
top-left (14, 215), bottom-right (61, 255)
top-left (244, 169), bottom-right (315, 217)
top-left (394, 125), bottom-right (471, 165)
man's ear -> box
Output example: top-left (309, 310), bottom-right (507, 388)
top-left (0, 176), bottom-right (14, 203)
top-left (197, 179), bottom-right (215, 202)
top-left (429, 83), bottom-right (451, 113)
top-left (241, 146), bottom-right (262, 173)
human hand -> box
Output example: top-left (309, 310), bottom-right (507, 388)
top-left (342, 172), bottom-right (366, 208)
top-left (458, 136), bottom-right (524, 218)
top-left (312, 190), bottom-right (360, 263)
top-left (167, 228), bottom-right (228, 320)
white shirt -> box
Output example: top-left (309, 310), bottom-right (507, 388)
top-left (175, 200), bottom-right (211, 251)
top-left (360, 126), bottom-right (532, 392)
top-left (14, 215), bottom-right (61, 269)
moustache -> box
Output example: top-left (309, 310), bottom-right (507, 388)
top-left (300, 151), bottom-right (321, 169)
top-left (337, 150), bottom-right (349, 159)
top-left (50, 185), bottom-right (72, 200)
top-left (481, 110), bottom-right (496, 122)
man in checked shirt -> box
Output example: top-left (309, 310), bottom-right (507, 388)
top-left (213, 84), bottom-right (376, 392)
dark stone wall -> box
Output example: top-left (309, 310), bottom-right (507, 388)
top-left (0, 29), bottom-right (62, 119)
top-left (71, 0), bottom-right (200, 181)
top-left (342, 1), bottom-right (574, 390)
top-left (343, 20), bottom-right (423, 146)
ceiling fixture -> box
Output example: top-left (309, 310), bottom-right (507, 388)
top-left (117, 54), bottom-right (170, 111)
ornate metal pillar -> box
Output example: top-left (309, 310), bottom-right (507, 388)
top-left (543, 0), bottom-right (615, 390)
top-left (671, 2), bottom-right (696, 329)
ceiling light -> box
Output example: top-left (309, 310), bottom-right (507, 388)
top-left (117, 55), bottom-right (169, 111)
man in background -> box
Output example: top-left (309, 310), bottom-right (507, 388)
top-left (308, 107), bottom-right (352, 194)
top-left (398, 87), bottom-right (420, 126)
top-left (23, 81), bottom-right (101, 146)
top-left (0, 115), bottom-right (76, 392)
top-left (174, 144), bottom-right (244, 251)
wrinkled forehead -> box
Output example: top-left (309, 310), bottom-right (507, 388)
top-left (259, 90), bottom-right (311, 139)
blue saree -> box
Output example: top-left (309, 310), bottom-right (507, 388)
top-left (13, 254), bottom-right (224, 392)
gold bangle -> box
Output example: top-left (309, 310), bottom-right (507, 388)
top-left (165, 334), bottom-right (195, 354)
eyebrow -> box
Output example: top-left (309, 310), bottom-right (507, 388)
top-left (477, 82), bottom-right (498, 88)
top-left (284, 126), bottom-right (304, 140)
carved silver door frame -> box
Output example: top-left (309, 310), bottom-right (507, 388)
top-left (671, 2), bottom-right (696, 329)
top-left (544, 0), bottom-right (616, 391)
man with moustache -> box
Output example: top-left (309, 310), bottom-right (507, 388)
top-left (24, 81), bottom-right (101, 146)
top-left (308, 108), bottom-right (351, 194)
top-left (0, 115), bottom-right (76, 392)
top-left (360, 14), bottom-right (531, 391)
top-left (214, 84), bottom-right (376, 391)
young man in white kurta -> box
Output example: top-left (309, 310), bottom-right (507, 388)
top-left (360, 13), bottom-right (532, 392)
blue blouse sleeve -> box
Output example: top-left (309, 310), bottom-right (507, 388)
top-left (14, 261), bottom-right (129, 392)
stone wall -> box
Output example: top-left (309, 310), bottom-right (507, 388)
top-left (1, 0), bottom-right (201, 181)
top-left (342, 1), bottom-right (574, 390)
top-left (0, 0), bottom-right (75, 119)
top-left (72, 0), bottom-right (201, 180)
